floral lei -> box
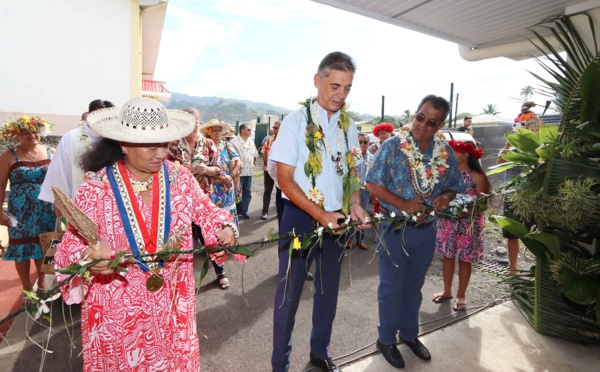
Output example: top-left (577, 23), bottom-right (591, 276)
top-left (300, 98), bottom-right (361, 215)
top-left (1, 116), bottom-right (53, 141)
top-left (397, 129), bottom-right (449, 198)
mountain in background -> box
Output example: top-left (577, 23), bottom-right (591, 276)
top-left (166, 93), bottom-right (291, 117)
top-left (166, 93), bottom-right (377, 122)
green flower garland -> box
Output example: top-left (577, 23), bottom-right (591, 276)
top-left (300, 98), bottom-right (360, 215)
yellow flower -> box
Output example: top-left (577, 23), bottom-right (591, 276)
top-left (314, 131), bottom-right (322, 139)
top-left (292, 228), bottom-right (301, 250)
top-left (292, 236), bottom-right (301, 250)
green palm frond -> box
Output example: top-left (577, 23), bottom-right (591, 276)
top-left (528, 13), bottom-right (600, 148)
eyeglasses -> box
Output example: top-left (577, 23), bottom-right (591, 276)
top-left (414, 113), bottom-right (441, 128)
top-left (359, 140), bottom-right (369, 144)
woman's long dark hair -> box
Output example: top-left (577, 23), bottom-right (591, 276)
top-left (80, 138), bottom-right (123, 172)
top-left (468, 154), bottom-right (486, 175)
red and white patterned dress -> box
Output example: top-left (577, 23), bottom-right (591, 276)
top-left (55, 161), bottom-right (233, 371)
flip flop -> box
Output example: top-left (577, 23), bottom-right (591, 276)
top-left (452, 302), bottom-right (467, 312)
top-left (432, 293), bottom-right (453, 303)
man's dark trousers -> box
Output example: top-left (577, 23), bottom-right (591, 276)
top-left (271, 201), bottom-right (344, 372)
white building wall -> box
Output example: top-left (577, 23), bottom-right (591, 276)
top-left (0, 0), bottom-right (133, 135)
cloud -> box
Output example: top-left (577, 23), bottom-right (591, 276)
top-left (178, 60), bottom-right (316, 110)
top-left (155, 6), bottom-right (241, 81)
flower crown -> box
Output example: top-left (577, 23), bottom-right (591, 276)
top-left (448, 139), bottom-right (483, 159)
top-left (1, 116), bottom-right (53, 141)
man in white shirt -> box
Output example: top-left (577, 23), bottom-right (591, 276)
top-left (39, 99), bottom-right (113, 204)
top-left (269, 51), bottom-right (368, 372)
top-left (230, 123), bottom-right (259, 219)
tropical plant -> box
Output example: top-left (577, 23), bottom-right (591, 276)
top-left (371, 115), bottom-right (399, 127)
top-left (520, 85), bottom-right (535, 100)
top-left (487, 13), bottom-right (600, 345)
top-left (400, 109), bottom-right (412, 124)
top-left (481, 103), bottom-right (500, 115)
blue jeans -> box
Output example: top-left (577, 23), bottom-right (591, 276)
top-left (377, 221), bottom-right (436, 345)
top-left (237, 175), bottom-right (252, 216)
top-left (272, 201), bottom-right (344, 372)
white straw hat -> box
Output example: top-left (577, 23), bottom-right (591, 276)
top-left (86, 97), bottom-right (195, 143)
top-left (199, 119), bottom-right (231, 136)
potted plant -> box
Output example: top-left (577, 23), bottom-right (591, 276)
top-left (488, 13), bottom-right (600, 344)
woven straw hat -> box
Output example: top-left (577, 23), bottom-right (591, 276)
top-left (86, 97), bottom-right (195, 143)
top-left (222, 128), bottom-right (236, 138)
top-left (199, 119), bottom-right (231, 135)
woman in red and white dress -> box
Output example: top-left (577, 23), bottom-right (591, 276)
top-left (55, 98), bottom-right (237, 372)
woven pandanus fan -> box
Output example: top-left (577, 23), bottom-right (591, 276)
top-left (52, 186), bottom-right (99, 247)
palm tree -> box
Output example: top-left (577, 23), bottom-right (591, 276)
top-left (520, 85), bottom-right (535, 100)
top-left (488, 13), bottom-right (600, 345)
top-left (481, 104), bottom-right (500, 115)
top-left (400, 109), bottom-right (412, 124)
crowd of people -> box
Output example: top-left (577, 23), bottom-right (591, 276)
top-left (0, 51), bottom-right (531, 371)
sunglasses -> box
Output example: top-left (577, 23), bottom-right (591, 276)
top-left (359, 140), bottom-right (369, 144)
top-left (414, 113), bottom-right (441, 127)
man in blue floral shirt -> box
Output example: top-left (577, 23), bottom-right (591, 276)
top-left (366, 94), bottom-right (464, 369)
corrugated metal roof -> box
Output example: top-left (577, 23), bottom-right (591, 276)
top-left (142, 80), bottom-right (172, 101)
top-left (312, 0), bottom-right (597, 60)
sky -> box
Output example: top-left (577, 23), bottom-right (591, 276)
top-left (155, 0), bottom-right (555, 121)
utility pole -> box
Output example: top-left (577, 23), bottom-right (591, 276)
top-left (448, 83), bottom-right (454, 128)
top-left (454, 93), bottom-right (460, 127)
top-left (380, 95), bottom-right (385, 123)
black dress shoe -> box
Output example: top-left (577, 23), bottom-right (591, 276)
top-left (306, 271), bottom-right (314, 281)
top-left (401, 338), bottom-right (431, 361)
top-left (309, 352), bottom-right (341, 372)
top-left (377, 340), bottom-right (404, 368)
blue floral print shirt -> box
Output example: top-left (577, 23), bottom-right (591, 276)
top-left (366, 135), bottom-right (464, 216)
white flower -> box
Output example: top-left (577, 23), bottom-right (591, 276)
top-left (430, 211), bottom-right (435, 216)
top-left (307, 188), bottom-right (325, 204)
top-left (374, 213), bottom-right (383, 220)
top-left (32, 292), bottom-right (62, 320)
top-left (412, 215), bottom-right (417, 221)
top-left (328, 222), bottom-right (334, 229)
top-left (317, 226), bottom-right (324, 237)
top-left (390, 212), bottom-right (396, 218)
top-left (364, 217), bottom-right (370, 223)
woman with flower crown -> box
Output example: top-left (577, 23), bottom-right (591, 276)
top-left (54, 97), bottom-right (237, 371)
top-left (0, 116), bottom-right (55, 297)
top-left (366, 95), bottom-right (464, 369)
top-left (432, 140), bottom-right (490, 312)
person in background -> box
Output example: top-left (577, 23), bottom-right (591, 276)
top-left (200, 119), bottom-right (240, 289)
top-left (457, 116), bottom-right (474, 136)
top-left (369, 122), bottom-right (394, 155)
top-left (166, 108), bottom-right (224, 289)
top-left (231, 123), bottom-right (258, 219)
top-left (269, 51), bottom-right (368, 372)
top-left (514, 101), bottom-right (536, 124)
top-left (345, 132), bottom-right (372, 250)
top-left (260, 121), bottom-right (280, 220)
top-left (262, 128), bottom-right (273, 146)
top-left (433, 140), bottom-right (490, 312)
top-left (366, 94), bottom-right (463, 369)
top-left (39, 99), bottom-right (114, 203)
top-left (369, 122), bottom-right (395, 217)
top-left (0, 116), bottom-right (55, 296)
top-left (55, 97), bottom-right (236, 371)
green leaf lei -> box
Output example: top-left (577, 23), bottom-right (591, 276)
top-left (299, 98), bottom-right (360, 215)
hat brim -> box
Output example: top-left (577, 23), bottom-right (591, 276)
top-left (87, 108), bottom-right (195, 144)
top-left (199, 122), bottom-right (231, 134)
